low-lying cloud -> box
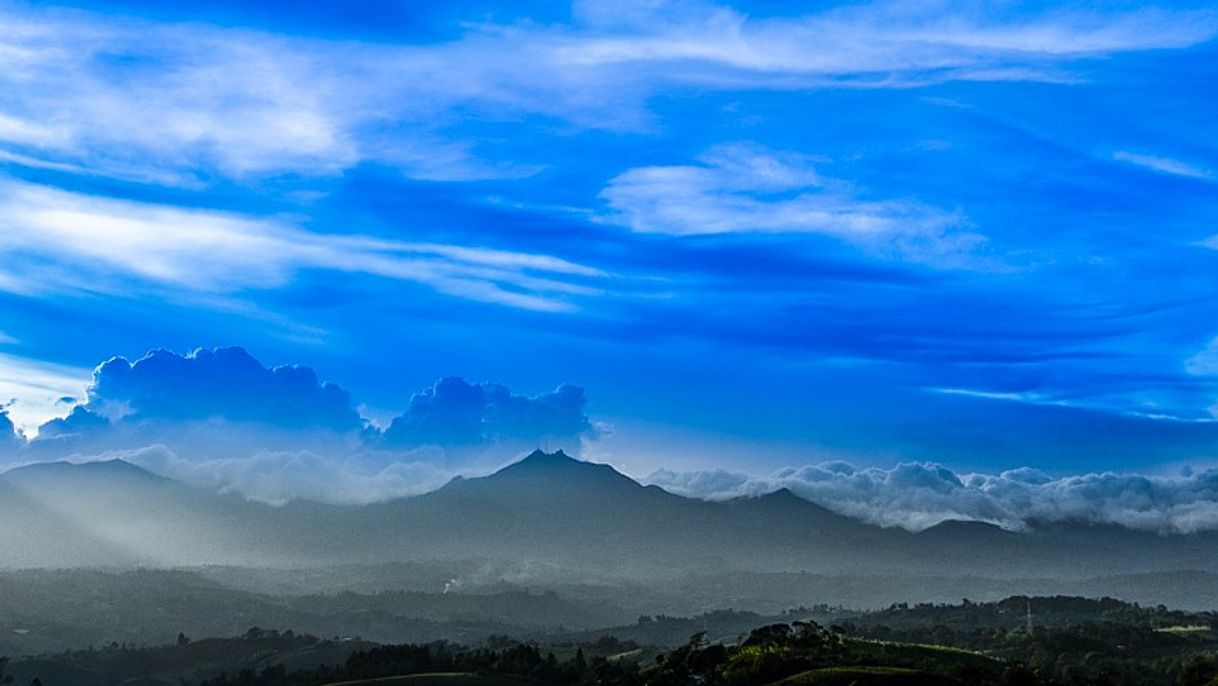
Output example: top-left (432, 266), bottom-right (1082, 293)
top-left (118, 444), bottom-right (453, 505)
top-left (644, 461), bottom-right (1218, 534)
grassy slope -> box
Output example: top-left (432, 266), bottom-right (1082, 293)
top-left (779, 666), bottom-right (963, 686)
top-left (322, 673), bottom-right (538, 686)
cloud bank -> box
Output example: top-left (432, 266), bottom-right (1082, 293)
top-left (116, 444), bottom-right (453, 506)
top-left (19, 347), bottom-right (597, 479)
top-left (644, 461), bottom-right (1218, 534)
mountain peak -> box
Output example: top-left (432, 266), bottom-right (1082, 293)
top-left (492, 449), bottom-right (619, 480)
top-left (431, 449), bottom-right (651, 503)
top-left (520, 448), bottom-right (575, 464)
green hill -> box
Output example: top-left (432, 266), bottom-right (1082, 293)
top-left (778, 666), bottom-right (962, 686)
top-left (323, 673), bottom-right (537, 686)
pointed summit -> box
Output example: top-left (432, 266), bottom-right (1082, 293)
top-left (487, 449), bottom-right (634, 487)
top-left (497, 448), bottom-right (586, 474)
top-left (430, 449), bottom-right (659, 505)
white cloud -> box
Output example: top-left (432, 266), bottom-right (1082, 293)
top-left (599, 142), bottom-right (983, 265)
top-left (0, 4), bottom-right (1213, 184)
top-left (644, 460), bottom-right (1218, 534)
top-left (562, 6), bottom-right (1217, 74)
top-left (1112, 151), bottom-right (1214, 180)
top-left (1186, 338), bottom-right (1218, 377)
top-left (0, 352), bottom-right (89, 436)
top-left (0, 181), bottom-right (605, 312)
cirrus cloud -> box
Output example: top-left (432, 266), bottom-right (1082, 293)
top-left (0, 181), bottom-right (605, 312)
top-left (0, 3), bottom-right (1213, 184)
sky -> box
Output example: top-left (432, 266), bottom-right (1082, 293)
top-left (2, 0), bottom-right (1218, 525)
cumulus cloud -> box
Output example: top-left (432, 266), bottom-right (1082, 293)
top-left (0, 408), bottom-right (21, 455)
top-left (383, 377), bottom-right (594, 456)
top-left (19, 347), bottom-right (597, 473)
top-left (35, 405), bottom-right (110, 441)
top-left (23, 348), bottom-right (373, 462)
top-left (644, 461), bottom-right (1218, 534)
top-left (85, 347), bottom-right (363, 431)
top-left (600, 143), bottom-right (983, 266)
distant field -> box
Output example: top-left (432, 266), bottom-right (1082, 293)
top-left (322, 672), bottom-right (537, 686)
top-left (780, 666), bottom-right (962, 686)
top-left (1155, 625), bottom-right (1213, 634)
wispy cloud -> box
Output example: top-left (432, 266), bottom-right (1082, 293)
top-left (0, 181), bottom-right (605, 312)
top-left (565, 4), bottom-right (1217, 72)
top-left (0, 4), bottom-right (1212, 185)
top-left (599, 143), bottom-right (983, 266)
top-left (1112, 151), bottom-right (1214, 180)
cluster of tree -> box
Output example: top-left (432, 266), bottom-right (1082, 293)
top-left (867, 596), bottom-right (1217, 633)
top-left (197, 639), bottom-right (621, 686)
top-left (839, 621), bottom-right (1218, 686)
top-left (613, 621), bottom-right (1016, 686)
top-left (196, 620), bottom-right (1013, 686)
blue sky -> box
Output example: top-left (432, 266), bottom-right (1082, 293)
top-left (2, 0), bottom-right (1218, 487)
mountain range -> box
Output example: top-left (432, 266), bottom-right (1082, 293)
top-left (3, 450), bottom-right (1216, 581)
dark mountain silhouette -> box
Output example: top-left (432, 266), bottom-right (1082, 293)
top-left (3, 450), bottom-right (1217, 580)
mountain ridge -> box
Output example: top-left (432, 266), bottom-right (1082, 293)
top-left (2, 451), bottom-right (1217, 579)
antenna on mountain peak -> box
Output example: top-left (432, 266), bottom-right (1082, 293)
top-left (1025, 599), bottom-right (1033, 634)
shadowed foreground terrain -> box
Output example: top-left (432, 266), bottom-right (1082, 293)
top-left (3, 596), bottom-right (1217, 686)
